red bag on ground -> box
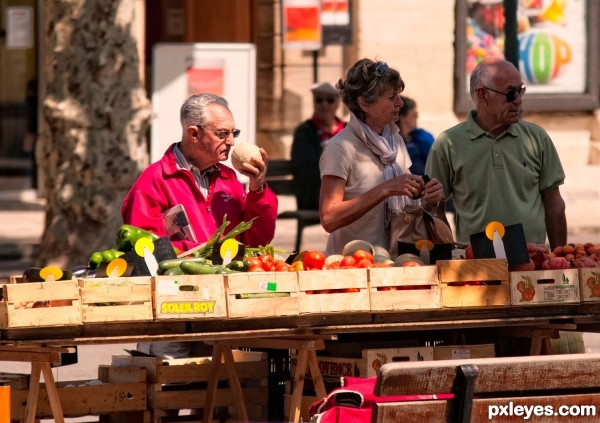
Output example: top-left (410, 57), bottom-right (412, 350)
top-left (308, 376), bottom-right (453, 423)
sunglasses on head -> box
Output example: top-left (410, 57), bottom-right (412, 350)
top-left (483, 85), bottom-right (526, 103)
top-left (198, 126), bottom-right (241, 140)
top-left (374, 62), bottom-right (389, 76)
top-left (315, 96), bottom-right (337, 104)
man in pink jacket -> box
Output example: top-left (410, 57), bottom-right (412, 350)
top-left (122, 93), bottom-right (278, 360)
top-left (122, 93), bottom-right (278, 255)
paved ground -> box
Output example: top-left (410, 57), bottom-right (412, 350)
top-left (0, 130), bottom-right (599, 419)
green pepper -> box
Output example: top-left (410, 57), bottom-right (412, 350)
top-left (116, 224), bottom-right (159, 252)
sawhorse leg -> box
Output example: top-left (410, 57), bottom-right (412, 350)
top-left (288, 348), bottom-right (327, 423)
top-left (26, 362), bottom-right (64, 423)
top-left (203, 343), bottom-right (248, 423)
top-left (0, 345), bottom-right (69, 423)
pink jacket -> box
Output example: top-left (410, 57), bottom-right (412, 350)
top-left (121, 144), bottom-right (278, 253)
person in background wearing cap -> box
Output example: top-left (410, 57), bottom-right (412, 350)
top-left (291, 82), bottom-right (345, 210)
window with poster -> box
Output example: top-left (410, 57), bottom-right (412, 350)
top-left (454, 0), bottom-right (599, 112)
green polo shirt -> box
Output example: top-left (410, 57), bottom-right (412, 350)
top-left (425, 111), bottom-right (565, 245)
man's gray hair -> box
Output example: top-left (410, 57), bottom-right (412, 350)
top-left (180, 93), bottom-right (229, 129)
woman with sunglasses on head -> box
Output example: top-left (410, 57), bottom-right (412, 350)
top-left (122, 93), bottom-right (278, 254)
top-left (291, 82), bottom-right (345, 211)
top-left (319, 58), bottom-right (445, 257)
top-left (425, 58), bottom-right (566, 249)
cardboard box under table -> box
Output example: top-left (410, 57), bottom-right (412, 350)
top-left (368, 266), bottom-right (440, 311)
top-left (361, 346), bottom-right (434, 378)
top-left (226, 271), bottom-right (299, 318)
top-left (79, 276), bottom-right (153, 323)
top-left (154, 274), bottom-right (227, 320)
top-left (433, 343), bottom-right (495, 360)
top-left (298, 268), bottom-right (369, 314)
top-left (111, 350), bottom-right (268, 422)
top-left (579, 268), bottom-right (600, 303)
top-left (0, 280), bottom-right (81, 329)
top-left (437, 259), bottom-right (510, 308)
top-left (510, 269), bottom-right (580, 305)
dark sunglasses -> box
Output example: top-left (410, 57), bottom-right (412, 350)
top-left (315, 96), bottom-right (337, 104)
top-left (483, 85), bottom-right (526, 103)
top-left (198, 126), bottom-right (241, 140)
top-left (375, 62), bottom-right (389, 76)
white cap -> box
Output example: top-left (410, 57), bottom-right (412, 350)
top-left (311, 82), bottom-right (338, 96)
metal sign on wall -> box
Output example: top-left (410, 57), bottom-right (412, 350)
top-left (322, 0), bottom-right (352, 45)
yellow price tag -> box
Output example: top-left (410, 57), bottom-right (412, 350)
top-left (135, 237), bottom-right (155, 257)
top-left (40, 266), bottom-right (63, 282)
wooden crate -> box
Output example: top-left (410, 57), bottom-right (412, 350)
top-left (111, 350), bottom-right (268, 423)
top-left (578, 268), bottom-right (600, 303)
top-left (510, 269), bottom-right (580, 305)
top-left (0, 280), bottom-right (81, 328)
top-left (154, 274), bottom-right (227, 320)
top-left (368, 266), bottom-right (440, 311)
top-left (438, 259), bottom-right (510, 308)
top-left (298, 269), bottom-right (370, 314)
top-left (10, 366), bottom-right (147, 421)
top-left (226, 272), bottom-right (299, 318)
top-left (79, 277), bottom-right (153, 323)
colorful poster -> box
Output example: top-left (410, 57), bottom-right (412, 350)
top-left (282, 0), bottom-right (322, 50)
top-left (466, 0), bottom-right (586, 93)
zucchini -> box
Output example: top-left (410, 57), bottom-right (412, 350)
top-left (236, 292), bottom-right (291, 299)
top-left (226, 260), bottom-right (250, 272)
top-left (158, 256), bottom-right (207, 272)
top-left (163, 266), bottom-right (185, 276)
top-left (179, 261), bottom-right (219, 275)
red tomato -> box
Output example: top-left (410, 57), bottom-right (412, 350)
top-left (340, 256), bottom-right (357, 267)
top-left (303, 250), bottom-right (326, 270)
top-left (355, 258), bottom-right (374, 268)
top-left (248, 265), bottom-right (265, 272)
top-left (246, 257), bottom-right (262, 269)
top-left (274, 260), bottom-right (291, 272)
top-left (258, 253), bottom-right (274, 271)
top-left (353, 249), bottom-right (374, 263)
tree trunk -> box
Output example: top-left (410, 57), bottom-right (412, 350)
top-left (37, 0), bottom-right (151, 268)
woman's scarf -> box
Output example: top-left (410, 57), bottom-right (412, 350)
top-left (358, 119), bottom-right (418, 225)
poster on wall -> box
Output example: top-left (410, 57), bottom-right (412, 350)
top-left (282, 0), bottom-right (322, 50)
top-left (6, 7), bottom-right (34, 49)
top-left (465, 0), bottom-right (586, 93)
top-left (151, 43), bottom-right (256, 164)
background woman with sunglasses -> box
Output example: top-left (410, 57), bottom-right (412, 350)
top-left (319, 59), bottom-right (445, 257)
top-left (291, 82), bottom-right (345, 210)
top-left (425, 58), bottom-right (567, 249)
top-left (122, 93), bottom-right (278, 254)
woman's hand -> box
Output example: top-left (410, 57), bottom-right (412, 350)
top-left (420, 177), bottom-right (445, 203)
top-left (384, 174), bottom-right (424, 198)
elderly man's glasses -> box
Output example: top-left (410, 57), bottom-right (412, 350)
top-left (375, 62), bottom-right (389, 76)
top-left (483, 85), bottom-right (526, 103)
top-left (198, 126), bottom-right (241, 140)
top-left (315, 96), bottom-right (337, 104)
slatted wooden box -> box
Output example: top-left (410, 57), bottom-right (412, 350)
top-left (111, 350), bottom-right (268, 423)
top-left (0, 280), bottom-right (81, 328)
top-left (578, 268), bottom-right (600, 303)
top-left (79, 277), bottom-right (153, 323)
top-left (510, 269), bottom-right (580, 305)
top-left (368, 266), bottom-right (440, 311)
top-left (298, 269), bottom-right (370, 314)
top-left (9, 366), bottom-right (147, 421)
top-left (437, 259), bottom-right (510, 308)
top-left (154, 274), bottom-right (227, 320)
top-left (226, 272), bottom-right (299, 318)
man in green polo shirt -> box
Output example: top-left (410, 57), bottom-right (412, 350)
top-left (426, 58), bottom-right (567, 249)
